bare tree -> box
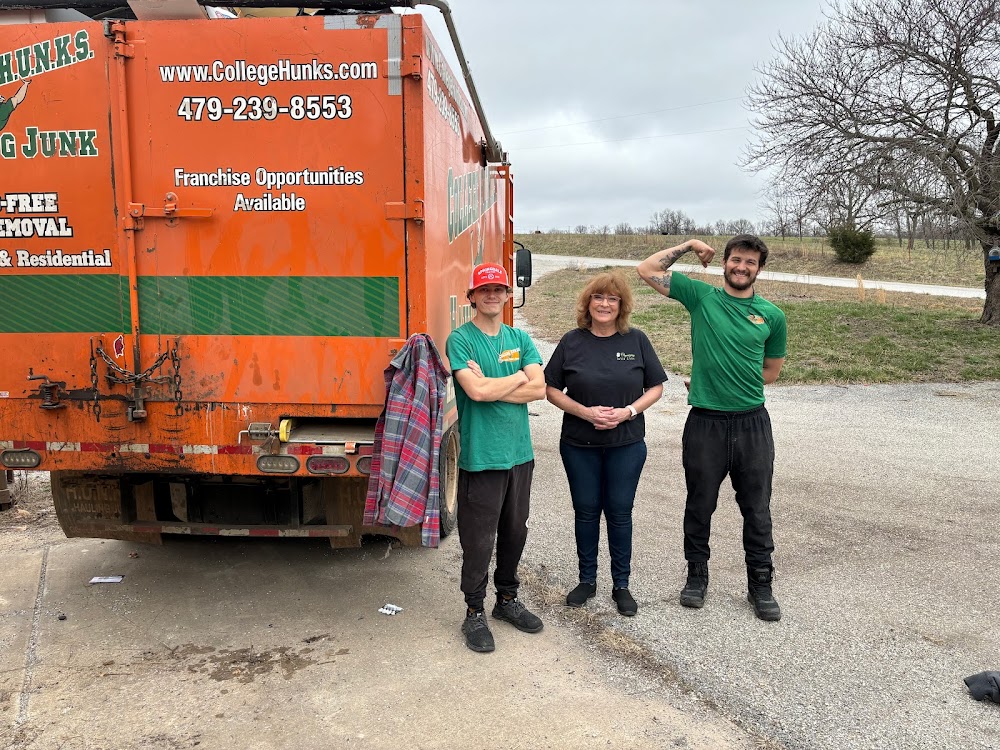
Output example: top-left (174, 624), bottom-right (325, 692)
top-left (649, 208), bottom-right (695, 235)
top-left (726, 219), bottom-right (756, 235)
top-left (746, 0), bottom-right (1000, 324)
top-left (762, 187), bottom-right (792, 240)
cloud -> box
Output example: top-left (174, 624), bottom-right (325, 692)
top-left (415, 0), bottom-right (825, 231)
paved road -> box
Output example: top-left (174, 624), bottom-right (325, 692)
top-left (528, 253), bottom-right (986, 298)
top-left (515, 264), bottom-right (999, 750)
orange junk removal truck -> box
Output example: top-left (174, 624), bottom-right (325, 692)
top-left (0, 0), bottom-right (531, 547)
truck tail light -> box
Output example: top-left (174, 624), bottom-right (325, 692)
top-left (256, 455), bottom-right (299, 474)
top-left (1, 449), bottom-right (41, 468)
top-left (306, 456), bottom-right (349, 475)
top-left (356, 456), bottom-right (373, 475)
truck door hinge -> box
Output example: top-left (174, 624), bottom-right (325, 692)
top-left (400, 54), bottom-right (422, 78)
top-left (384, 200), bottom-right (424, 222)
top-left (104, 20), bottom-right (134, 57)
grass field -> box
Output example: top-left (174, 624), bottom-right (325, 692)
top-left (522, 266), bottom-right (1000, 384)
top-left (516, 233), bottom-right (986, 289)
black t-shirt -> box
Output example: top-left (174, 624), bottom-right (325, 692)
top-left (544, 327), bottom-right (668, 447)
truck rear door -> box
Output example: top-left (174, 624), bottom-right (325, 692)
top-left (121, 14), bottom-right (407, 408)
top-left (0, 23), bottom-right (124, 410)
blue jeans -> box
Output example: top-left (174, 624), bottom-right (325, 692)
top-left (559, 440), bottom-right (647, 589)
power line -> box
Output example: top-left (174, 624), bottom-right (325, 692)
top-left (499, 96), bottom-right (745, 136)
top-left (512, 125), bottom-right (751, 152)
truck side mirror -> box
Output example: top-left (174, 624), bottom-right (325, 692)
top-left (512, 242), bottom-right (531, 310)
top-left (515, 243), bottom-right (532, 288)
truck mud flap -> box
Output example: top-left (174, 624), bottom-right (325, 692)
top-left (51, 472), bottom-right (162, 544)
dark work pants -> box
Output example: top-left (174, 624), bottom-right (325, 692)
top-left (559, 440), bottom-right (647, 589)
top-left (457, 461), bottom-right (534, 610)
top-left (681, 406), bottom-right (775, 567)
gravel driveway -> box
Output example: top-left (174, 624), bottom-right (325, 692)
top-left (517, 259), bottom-right (1000, 750)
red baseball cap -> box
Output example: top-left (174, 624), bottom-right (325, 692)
top-left (469, 263), bottom-right (511, 291)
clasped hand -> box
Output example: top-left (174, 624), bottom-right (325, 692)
top-left (586, 405), bottom-right (626, 430)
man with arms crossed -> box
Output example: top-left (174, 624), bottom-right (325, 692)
top-left (446, 263), bottom-right (547, 652)
top-left (637, 235), bottom-right (787, 621)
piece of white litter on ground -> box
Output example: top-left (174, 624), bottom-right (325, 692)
top-left (378, 604), bottom-right (403, 616)
top-left (89, 576), bottom-right (124, 584)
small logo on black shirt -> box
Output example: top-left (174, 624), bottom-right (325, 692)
top-left (616, 352), bottom-right (636, 361)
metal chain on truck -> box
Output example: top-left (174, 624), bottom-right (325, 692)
top-left (96, 345), bottom-right (171, 386)
top-left (89, 341), bottom-right (102, 422)
top-left (170, 342), bottom-right (184, 416)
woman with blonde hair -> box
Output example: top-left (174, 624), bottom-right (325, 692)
top-left (544, 270), bottom-right (667, 616)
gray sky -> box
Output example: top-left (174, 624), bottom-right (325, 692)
top-left (413, 0), bottom-right (827, 232)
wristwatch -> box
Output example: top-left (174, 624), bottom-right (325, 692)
top-left (626, 404), bottom-right (638, 420)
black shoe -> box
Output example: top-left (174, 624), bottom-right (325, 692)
top-left (492, 596), bottom-right (543, 633)
top-left (566, 582), bottom-right (597, 608)
top-left (747, 566), bottom-right (782, 621)
top-left (462, 609), bottom-right (495, 652)
top-left (680, 561), bottom-right (709, 608)
top-left (612, 588), bottom-right (638, 617)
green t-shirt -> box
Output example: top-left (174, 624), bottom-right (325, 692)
top-left (669, 273), bottom-right (787, 411)
top-left (446, 321), bottom-right (543, 471)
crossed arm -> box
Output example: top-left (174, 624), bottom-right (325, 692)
top-left (454, 362), bottom-right (546, 403)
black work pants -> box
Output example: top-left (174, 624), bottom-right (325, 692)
top-left (681, 406), bottom-right (775, 567)
top-left (457, 461), bottom-right (534, 610)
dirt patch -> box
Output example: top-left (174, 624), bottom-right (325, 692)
top-left (0, 472), bottom-right (62, 553)
top-left (176, 644), bottom-right (320, 683)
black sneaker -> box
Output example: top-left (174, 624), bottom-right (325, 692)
top-left (492, 596), bottom-right (543, 633)
top-left (612, 588), bottom-right (638, 617)
top-left (566, 582), bottom-right (597, 608)
top-left (462, 609), bottom-right (495, 652)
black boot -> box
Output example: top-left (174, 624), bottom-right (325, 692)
top-left (747, 565), bottom-right (781, 621)
top-left (679, 561), bottom-right (709, 608)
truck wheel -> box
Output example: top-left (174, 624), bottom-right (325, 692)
top-left (439, 427), bottom-right (459, 537)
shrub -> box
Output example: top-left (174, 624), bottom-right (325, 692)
top-left (828, 226), bottom-right (876, 263)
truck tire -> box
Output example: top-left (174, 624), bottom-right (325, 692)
top-left (439, 427), bottom-right (460, 538)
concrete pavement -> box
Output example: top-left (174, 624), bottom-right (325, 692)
top-left (0, 519), bottom-right (761, 750)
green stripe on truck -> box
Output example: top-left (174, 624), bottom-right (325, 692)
top-left (0, 275), bottom-right (400, 336)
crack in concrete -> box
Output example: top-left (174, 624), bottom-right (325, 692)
top-left (15, 544), bottom-right (49, 727)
